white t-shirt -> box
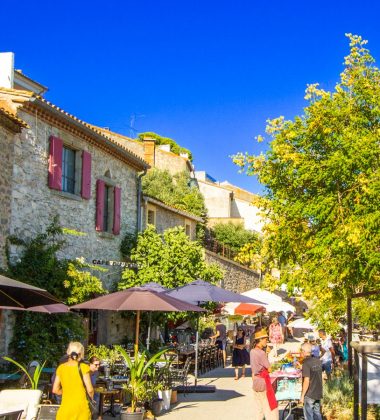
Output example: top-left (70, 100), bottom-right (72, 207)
top-left (320, 337), bottom-right (333, 363)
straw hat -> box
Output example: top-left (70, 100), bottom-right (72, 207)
top-left (254, 329), bottom-right (269, 340)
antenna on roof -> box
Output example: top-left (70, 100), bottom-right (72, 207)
top-left (129, 113), bottom-right (145, 139)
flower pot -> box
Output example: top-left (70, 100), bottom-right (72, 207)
top-left (170, 389), bottom-right (177, 405)
top-left (151, 399), bottom-right (163, 416)
top-left (121, 408), bottom-right (145, 420)
top-left (158, 389), bottom-right (172, 410)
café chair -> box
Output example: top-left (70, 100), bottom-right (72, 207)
top-left (0, 389), bottom-right (42, 420)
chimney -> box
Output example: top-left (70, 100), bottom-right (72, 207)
top-left (143, 137), bottom-right (156, 167)
top-left (0, 52), bottom-right (15, 89)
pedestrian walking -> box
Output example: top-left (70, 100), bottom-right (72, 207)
top-left (211, 318), bottom-right (227, 367)
top-left (232, 328), bottom-right (250, 380)
top-left (53, 341), bottom-right (94, 420)
top-left (318, 329), bottom-right (335, 380)
top-left (250, 329), bottom-right (278, 420)
top-left (269, 316), bottom-right (283, 358)
top-left (300, 342), bottom-right (323, 420)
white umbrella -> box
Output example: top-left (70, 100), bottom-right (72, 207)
top-left (288, 317), bottom-right (317, 330)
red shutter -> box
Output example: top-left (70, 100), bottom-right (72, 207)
top-left (48, 136), bottom-right (63, 190)
top-left (96, 179), bottom-right (105, 231)
top-left (113, 187), bottom-right (121, 235)
top-left (81, 151), bottom-right (92, 199)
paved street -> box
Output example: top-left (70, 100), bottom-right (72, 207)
top-left (159, 338), bottom-right (302, 420)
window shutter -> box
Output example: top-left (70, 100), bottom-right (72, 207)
top-left (113, 186), bottom-right (121, 235)
top-left (81, 151), bottom-right (92, 199)
top-left (96, 179), bottom-right (105, 231)
top-left (48, 136), bottom-right (63, 190)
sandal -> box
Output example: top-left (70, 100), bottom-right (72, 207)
top-left (234, 377), bottom-right (239, 380)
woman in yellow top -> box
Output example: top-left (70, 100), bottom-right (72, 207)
top-left (53, 341), bottom-right (94, 420)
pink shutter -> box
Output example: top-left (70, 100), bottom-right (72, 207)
top-left (96, 180), bottom-right (105, 231)
top-left (81, 151), bottom-right (92, 199)
top-left (48, 136), bottom-right (63, 190)
top-left (113, 187), bottom-right (121, 235)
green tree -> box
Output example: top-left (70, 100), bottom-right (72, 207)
top-left (119, 225), bottom-right (223, 290)
top-left (233, 34), bottom-right (380, 331)
top-left (138, 132), bottom-right (193, 161)
top-left (6, 219), bottom-right (106, 363)
top-left (142, 169), bottom-right (207, 218)
top-left (211, 222), bottom-right (261, 253)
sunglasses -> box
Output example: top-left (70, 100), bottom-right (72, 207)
top-left (92, 363), bottom-right (100, 367)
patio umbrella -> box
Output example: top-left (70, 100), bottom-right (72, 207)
top-left (0, 303), bottom-right (70, 313)
top-left (230, 302), bottom-right (265, 316)
top-left (0, 274), bottom-right (61, 308)
top-left (137, 282), bottom-right (168, 350)
top-left (288, 317), bottom-right (317, 330)
top-left (167, 279), bottom-right (264, 388)
top-left (71, 287), bottom-right (204, 351)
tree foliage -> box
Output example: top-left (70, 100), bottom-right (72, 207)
top-left (6, 218), bottom-right (106, 363)
top-left (211, 222), bottom-right (261, 253)
top-left (119, 225), bottom-right (223, 290)
top-left (138, 132), bottom-right (193, 161)
top-left (233, 34), bottom-right (380, 331)
top-left (142, 169), bottom-right (207, 218)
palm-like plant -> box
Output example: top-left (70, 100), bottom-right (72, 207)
top-left (116, 346), bottom-right (168, 413)
top-left (3, 356), bottom-right (46, 390)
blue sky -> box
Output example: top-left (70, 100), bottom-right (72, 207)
top-left (2, 0), bottom-right (380, 193)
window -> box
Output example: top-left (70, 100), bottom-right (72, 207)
top-left (96, 179), bottom-right (121, 235)
top-left (185, 222), bottom-right (191, 238)
top-left (62, 146), bottom-right (76, 194)
top-left (48, 135), bottom-right (92, 199)
top-left (103, 185), bottom-right (114, 233)
top-left (147, 209), bottom-right (156, 226)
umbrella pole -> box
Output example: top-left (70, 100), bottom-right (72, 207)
top-left (146, 312), bottom-right (152, 351)
top-left (194, 311), bottom-right (200, 387)
top-left (135, 310), bottom-right (140, 352)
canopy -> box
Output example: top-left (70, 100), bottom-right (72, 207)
top-left (0, 303), bottom-right (69, 313)
top-left (168, 279), bottom-right (263, 387)
top-left (167, 279), bottom-right (264, 305)
top-left (0, 274), bottom-right (61, 308)
top-left (71, 287), bottom-right (204, 350)
top-left (224, 287), bottom-right (295, 314)
top-left (288, 317), bottom-right (317, 330)
top-left (229, 303), bottom-right (265, 316)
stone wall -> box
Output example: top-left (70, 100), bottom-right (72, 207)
top-left (9, 110), bottom-right (139, 289)
top-left (205, 250), bottom-right (260, 293)
top-left (0, 125), bottom-right (15, 268)
top-left (142, 200), bottom-right (197, 240)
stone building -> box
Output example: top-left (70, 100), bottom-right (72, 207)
top-left (195, 171), bottom-right (264, 233)
top-left (94, 128), bottom-right (193, 176)
top-left (0, 54), bottom-right (150, 349)
top-left (142, 195), bottom-right (202, 241)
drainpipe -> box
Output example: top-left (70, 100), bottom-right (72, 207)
top-left (137, 169), bottom-right (147, 233)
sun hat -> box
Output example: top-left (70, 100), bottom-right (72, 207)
top-left (254, 329), bottom-right (269, 340)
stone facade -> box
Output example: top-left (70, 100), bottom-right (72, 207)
top-left (142, 196), bottom-right (202, 240)
top-left (0, 87), bottom-right (149, 350)
top-left (0, 125), bottom-right (15, 267)
top-left (8, 109), bottom-right (140, 286)
top-left (195, 172), bottom-right (264, 233)
top-left (205, 250), bottom-right (260, 293)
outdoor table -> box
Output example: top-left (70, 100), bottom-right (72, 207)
top-left (271, 371), bottom-right (302, 420)
top-left (95, 388), bottom-right (121, 418)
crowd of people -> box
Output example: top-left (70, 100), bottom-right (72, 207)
top-left (216, 314), bottom-right (348, 420)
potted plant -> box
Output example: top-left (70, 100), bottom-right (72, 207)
top-left (156, 361), bottom-right (173, 410)
top-left (116, 346), bottom-right (168, 420)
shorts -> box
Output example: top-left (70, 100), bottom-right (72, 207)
top-left (322, 361), bottom-right (332, 374)
top-left (216, 340), bottom-right (226, 351)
